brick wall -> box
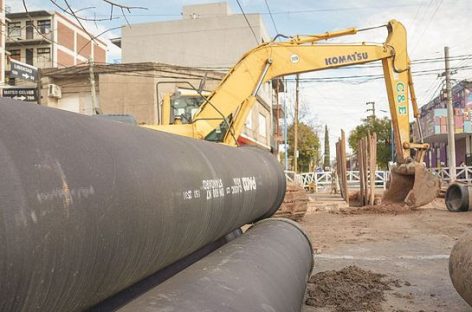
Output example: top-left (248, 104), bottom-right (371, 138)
top-left (94, 44), bottom-right (106, 63)
top-left (76, 33), bottom-right (91, 59)
top-left (57, 21), bottom-right (74, 51)
top-left (57, 50), bottom-right (74, 67)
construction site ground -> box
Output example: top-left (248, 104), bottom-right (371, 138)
top-left (301, 192), bottom-right (472, 312)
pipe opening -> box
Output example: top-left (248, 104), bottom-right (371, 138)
top-left (445, 183), bottom-right (468, 212)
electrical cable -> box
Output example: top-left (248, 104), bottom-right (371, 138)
top-left (235, 0), bottom-right (259, 44)
top-left (263, 0), bottom-right (279, 35)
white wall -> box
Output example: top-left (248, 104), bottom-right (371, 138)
top-left (121, 12), bottom-right (268, 67)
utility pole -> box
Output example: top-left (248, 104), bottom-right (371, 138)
top-left (89, 57), bottom-right (101, 114)
top-left (275, 80), bottom-right (280, 154)
top-left (283, 81), bottom-right (289, 171)
top-left (366, 101), bottom-right (375, 120)
top-left (293, 74), bottom-right (299, 173)
top-left (445, 46), bottom-right (456, 180)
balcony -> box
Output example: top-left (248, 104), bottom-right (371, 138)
top-left (272, 104), bottom-right (285, 119)
top-left (6, 25), bottom-right (53, 46)
top-left (7, 32), bottom-right (53, 46)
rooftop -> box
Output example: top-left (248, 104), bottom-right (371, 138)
top-left (7, 10), bottom-right (53, 19)
top-left (40, 62), bottom-right (226, 80)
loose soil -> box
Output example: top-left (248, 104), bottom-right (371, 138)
top-left (276, 181), bottom-right (308, 221)
top-left (305, 266), bottom-right (402, 312)
top-left (301, 195), bottom-right (472, 311)
top-left (339, 202), bottom-right (413, 215)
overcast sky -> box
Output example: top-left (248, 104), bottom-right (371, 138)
top-left (11, 0), bottom-right (472, 159)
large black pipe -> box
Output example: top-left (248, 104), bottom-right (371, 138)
top-left (445, 183), bottom-right (470, 212)
top-left (0, 99), bottom-right (286, 311)
top-left (117, 218), bottom-right (314, 312)
top-left (449, 230), bottom-right (472, 306)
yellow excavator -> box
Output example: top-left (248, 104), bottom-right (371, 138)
top-left (143, 19), bottom-right (440, 208)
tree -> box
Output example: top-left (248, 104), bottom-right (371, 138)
top-left (348, 117), bottom-right (392, 169)
top-left (288, 122), bottom-right (321, 172)
top-left (323, 125), bottom-right (330, 169)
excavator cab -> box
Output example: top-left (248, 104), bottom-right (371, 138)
top-left (160, 91), bottom-right (231, 142)
top-left (169, 93), bottom-right (204, 124)
top-left (159, 89), bottom-right (211, 126)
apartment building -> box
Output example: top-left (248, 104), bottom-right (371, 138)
top-left (6, 10), bottom-right (107, 73)
top-left (113, 2), bottom-right (278, 150)
top-left (412, 80), bottom-right (472, 167)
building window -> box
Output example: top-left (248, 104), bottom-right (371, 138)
top-left (37, 47), bottom-right (51, 60)
top-left (37, 20), bottom-right (51, 34)
top-left (258, 113), bottom-right (267, 137)
top-left (8, 22), bottom-right (21, 38)
top-left (9, 49), bottom-right (21, 61)
top-left (26, 21), bottom-right (34, 39)
top-left (26, 48), bottom-right (33, 65)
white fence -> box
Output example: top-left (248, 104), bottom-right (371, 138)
top-left (430, 166), bottom-right (472, 182)
top-left (286, 170), bottom-right (390, 191)
top-left (287, 166), bottom-right (472, 191)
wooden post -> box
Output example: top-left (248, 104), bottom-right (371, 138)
top-left (364, 137), bottom-right (369, 205)
top-left (341, 130), bottom-right (349, 205)
top-left (335, 132), bottom-right (349, 204)
top-left (369, 132), bottom-right (377, 205)
top-left (358, 140), bottom-right (364, 205)
top-left (293, 74), bottom-right (299, 172)
top-left (336, 141), bottom-right (343, 199)
top-left (368, 133), bottom-right (373, 205)
top-left (356, 132), bottom-right (378, 206)
top-left (359, 138), bottom-right (365, 205)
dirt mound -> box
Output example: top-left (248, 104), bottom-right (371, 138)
top-left (305, 266), bottom-right (401, 312)
top-left (275, 181), bottom-right (308, 221)
top-left (348, 191), bottom-right (382, 207)
top-left (338, 202), bottom-right (415, 215)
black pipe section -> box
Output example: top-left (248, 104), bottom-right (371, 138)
top-left (88, 228), bottom-right (243, 311)
top-left (117, 218), bottom-right (314, 312)
top-left (445, 183), bottom-right (470, 212)
top-left (449, 230), bottom-right (472, 306)
top-left (0, 98), bottom-right (286, 312)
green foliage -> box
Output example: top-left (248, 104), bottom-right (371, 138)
top-left (348, 117), bottom-right (392, 169)
top-left (288, 122), bottom-right (321, 172)
top-left (323, 125), bottom-right (330, 169)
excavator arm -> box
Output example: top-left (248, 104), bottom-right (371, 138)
top-left (146, 20), bottom-right (426, 164)
top-left (144, 19), bottom-right (440, 207)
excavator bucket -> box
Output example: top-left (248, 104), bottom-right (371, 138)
top-left (382, 162), bottom-right (440, 208)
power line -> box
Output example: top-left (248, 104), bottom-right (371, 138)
top-left (411, 0), bottom-right (444, 53)
top-left (283, 65), bottom-right (472, 82)
top-left (235, 0), bottom-right (259, 44)
top-left (86, 3), bottom-right (423, 18)
top-left (427, 79), bottom-right (445, 104)
top-left (168, 54), bottom-right (472, 72)
top-left (409, 0), bottom-right (434, 45)
top-left (263, 0), bottom-right (279, 35)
